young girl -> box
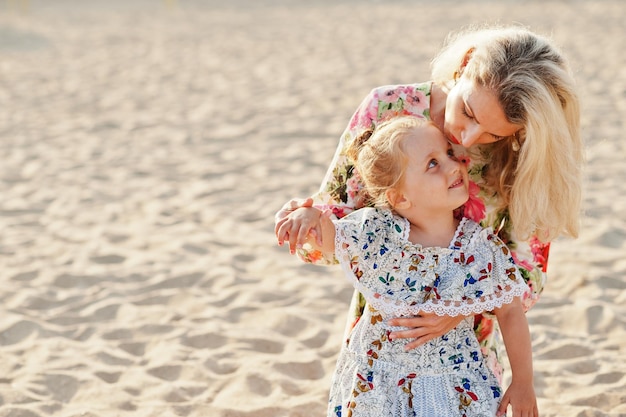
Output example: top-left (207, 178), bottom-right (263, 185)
top-left (276, 116), bottom-right (537, 417)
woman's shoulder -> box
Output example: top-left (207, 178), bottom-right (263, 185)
top-left (366, 82), bottom-right (432, 96)
top-left (349, 82), bottom-right (433, 131)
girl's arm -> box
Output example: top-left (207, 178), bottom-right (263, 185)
top-left (494, 297), bottom-right (538, 417)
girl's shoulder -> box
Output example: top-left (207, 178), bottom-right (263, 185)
top-left (337, 207), bottom-right (408, 240)
top-left (454, 217), bottom-right (514, 260)
top-left (450, 217), bottom-right (485, 249)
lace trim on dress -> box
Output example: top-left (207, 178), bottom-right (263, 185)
top-left (352, 279), bottom-right (529, 317)
top-left (334, 209), bottom-right (530, 318)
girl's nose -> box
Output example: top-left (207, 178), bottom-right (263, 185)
top-left (444, 157), bottom-right (461, 175)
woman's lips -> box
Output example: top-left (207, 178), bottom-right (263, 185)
top-left (449, 134), bottom-right (460, 145)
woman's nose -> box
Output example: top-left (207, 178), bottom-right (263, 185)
top-left (460, 127), bottom-right (481, 147)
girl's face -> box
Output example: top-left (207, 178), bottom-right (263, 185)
top-left (399, 123), bottom-right (469, 214)
top-left (444, 76), bottom-right (522, 148)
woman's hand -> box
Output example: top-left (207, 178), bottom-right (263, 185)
top-left (275, 206), bottom-right (323, 254)
top-left (387, 313), bottom-right (465, 351)
top-left (274, 197), bottom-right (314, 225)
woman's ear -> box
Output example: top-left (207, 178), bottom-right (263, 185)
top-left (459, 47), bottom-right (475, 72)
top-left (385, 188), bottom-right (411, 210)
top-left (454, 48), bottom-right (475, 81)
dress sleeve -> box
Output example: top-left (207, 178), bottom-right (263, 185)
top-left (296, 83), bottom-right (432, 265)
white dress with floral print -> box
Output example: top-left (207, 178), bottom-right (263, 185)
top-left (327, 208), bottom-right (528, 417)
top-left (297, 82), bottom-right (550, 380)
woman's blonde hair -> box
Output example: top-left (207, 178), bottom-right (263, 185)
top-left (431, 24), bottom-right (583, 241)
top-left (347, 116), bottom-right (427, 208)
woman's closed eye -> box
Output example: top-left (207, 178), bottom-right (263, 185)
top-left (463, 105), bottom-right (508, 143)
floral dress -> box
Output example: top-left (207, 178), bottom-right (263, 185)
top-left (298, 82), bottom-right (549, 380)
top-left (328, 208), bottom-right (529, 417)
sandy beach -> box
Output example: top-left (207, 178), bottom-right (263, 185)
top-left (0, 0), bottom-right (624, 416)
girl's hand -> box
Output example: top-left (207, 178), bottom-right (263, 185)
top-left (275, 207), bottom-right (323, 254)
top-left (387, 313), bottom-right (465, 350)
top-left (274, 197), bottom-right (314, 225)
top-left (496, 380), bottom-right (538, 417)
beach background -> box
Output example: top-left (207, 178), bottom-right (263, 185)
top-left (0, 0), bottom-right (624, 416)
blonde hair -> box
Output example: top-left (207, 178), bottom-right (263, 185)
top-left (431, 25), bottom-right (583, 241)
top-left (347, 116), bottom-right (427, 208)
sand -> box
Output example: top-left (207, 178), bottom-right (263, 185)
top-left (0, 0), bottom-right (624, 416)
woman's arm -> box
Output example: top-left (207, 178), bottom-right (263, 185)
top-left (509, 235), bottom-right (549, 312)
top-left (494, 298), bottom-right (538, 417)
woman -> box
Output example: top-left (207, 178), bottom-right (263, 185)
top-left (275, 24), bottom-right (583, 381)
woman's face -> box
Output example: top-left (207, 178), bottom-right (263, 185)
top-left (444, 76), bottom-right (522, 148)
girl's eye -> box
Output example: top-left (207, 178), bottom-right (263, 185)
top-left (428, 159), bottom-right (438, 169)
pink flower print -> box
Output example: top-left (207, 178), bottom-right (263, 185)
top-left (330, 206), bottom-right (353, 220)
top-left (403, 87), bottom-right (428, 114)
top-left (379, 87), bottom-right (404, 103)
top-left (349, 93), bottom-right (380, 130)
top-left (510, 250), bottom-right (534, 273)
top-left (314, 204), bottom-right (353, 220)
top-left (462, 181), bottom-right (486, 223)
top-left (347, 174), bottom-right (363, 202)
top-left (529, 237), bottom-right (550, 272)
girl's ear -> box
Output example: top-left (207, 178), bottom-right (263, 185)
top-left (385, 188), bottom-right (411, 210)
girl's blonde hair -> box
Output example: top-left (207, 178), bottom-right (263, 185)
top-left (347, 116), bottom-right (427, 208)
top-left (431, 24), bottom-right (583, 241)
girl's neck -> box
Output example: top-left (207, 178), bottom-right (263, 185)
top-left (429, 82), bottom-right (449, 132)
top-left (405, 212), bottom-right (459, 248)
